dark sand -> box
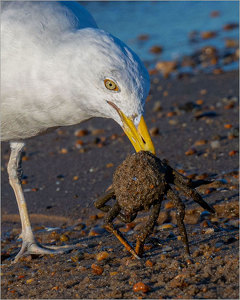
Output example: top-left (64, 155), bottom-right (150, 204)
top-left (1, 70), bottom-right (239, 299)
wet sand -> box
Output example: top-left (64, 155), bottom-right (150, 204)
top-left (1, 70), bottom-right (239, 299)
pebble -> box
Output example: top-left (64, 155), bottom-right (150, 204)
top-left (200, 89), bottom-right (207, 95)
top-left (158, 223), bottom-right (174, 230)
top-left (26, 278), bottom-right (34, 284)
top-left (75, 140), bottom-right (84, 148)
top-left (169, 119), bottom-right (178, 125)
top-left (201, 31), bottom-right (217, 39)
top-left (223, 23), bottom-right (238, 31)
top-left (137, 34), bottom-right (149, 41)
top-left (229, 150), bottom-right (237, 156)
top-left (196, 99), bottom-right (204, 105)
top-left (153, 101), bottom-right (162, 112)
top-left (106, 163), bottom-right (114, 168)
top-left (194, 139), bottom-right (207, 146)
top-left (96, 251), bottom-right (109, 261)
top-left (210, 10), bottom-right (220, 17)
top-left (91, 129), bottom-right (105, 136)
top-left (149, 127), bottom-right (159, 136)
top-left (166, 111), bottom-right (176, 117)
top-left (22, 156), bottom-right (29, 161)
top-left (185, 148), bottom-right (197, 156)
top-left (59, 148), bottom-right (68, 154)
top-left (150, 45), bottom-right (163, 54)
top-left (74, 129), bottom-right (89, 137)
top-left (91, 264), bottom-right (104, 275)
top-left (224, 124), bottom-right (233, 129)
top-left (186, 258), bottom-right (193, 265)
top-left (133, 282), bottom-right (150, 293)
top-left (155, 61), bottom-right (177, 78)
top-left (145, 260), bottom-right (154, 267)
top-left (210, 140), bottom-right (220, 149)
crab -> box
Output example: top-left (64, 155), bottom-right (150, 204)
top-left (95, 151), bottom-right (215, 259)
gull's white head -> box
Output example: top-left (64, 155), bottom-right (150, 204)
top-left (67, 28), bottom-right (155, 153)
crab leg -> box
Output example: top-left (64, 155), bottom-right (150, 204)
top-left (94, 189), bottom-right (115, 212)
top-left (135, 201), bottom-right (162, 257)
top-left (95, 190), bottom-right (138, 224)
top-left (104, 202), bottom-right (140, 260)
top-left (166, 186), bottom-right (190, 255)
top-left (174, 180), bottom-right (215, 213)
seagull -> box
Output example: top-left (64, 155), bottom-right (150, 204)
top-left (1, 1), bottom-right (155, 261)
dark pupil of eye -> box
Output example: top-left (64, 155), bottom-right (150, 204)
top-left (109, 83), bottom-right (112, 86)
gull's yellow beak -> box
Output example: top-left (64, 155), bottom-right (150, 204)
top-left (107, 101), bottom-right (155, 154)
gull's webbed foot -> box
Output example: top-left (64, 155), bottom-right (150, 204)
top-left (14, 239), bottom-right (76, 263)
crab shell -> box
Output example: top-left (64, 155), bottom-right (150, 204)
top-left (113, 151), bottom-right (168, 215)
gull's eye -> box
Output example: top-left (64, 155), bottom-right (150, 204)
top-left (104, 79), bottom-right (119, 91)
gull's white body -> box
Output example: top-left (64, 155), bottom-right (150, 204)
top-left (1, 1), bottom-right (149, 141)
top-left (1, 1), bottom-right (151, 261)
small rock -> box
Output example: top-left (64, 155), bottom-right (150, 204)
top-left (156, 61), bottom-right (177, 78)
top-left (60, 234), bottom-right (69, 242)
top-left (26, 278), bottom-right (34, 284)
top-left (210, 10), bottom-right (220, 17)
top-left (91, 129), bottom-right (105, 135)
top-left (223, 23), bottom-right (238, 31)
top-left (201, 31), bottom-right (217, 39)
top-left (158, 223), bottom-right (174, 230)
top-left (137, 34), bottom-right (149, 41)
top-left (150, 127), bottom-right (159, 136)
top-left (96, 251), bottom-right (109, 261)
top-left (229, 150), bottom-right (237, 156)
top-left (106, 163), bottom-right (114, 168)
top-left (225, 38), bottom-right (238, 48)
top-left (210, 140), bottom-right (220, 149)
top-left (200, 89), bottom-right (207, 95)
top-left (74, 129), bottom-right (89, 137)
top-left (153, 101), bottom-right (162, 112)
top-left (224, 124), bottom-right (233, 129)
top-left (145, 260), bottom-right (154, 267)
top-left (194, 139), bottom-right (207, 146)
top-left (133, 282), bottom-right (150, 293)
top-left (185, 148), bottom-right (197, 156)
top-left (150, 45), bottom-right (163, 54)
top-left (91, 264), bottom-right (104, 275)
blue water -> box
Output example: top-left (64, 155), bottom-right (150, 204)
top-left (80, 1), bottom-right (239, 64)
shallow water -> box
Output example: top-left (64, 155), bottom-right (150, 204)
top-left (81, 1), bottom-right (239, 64)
